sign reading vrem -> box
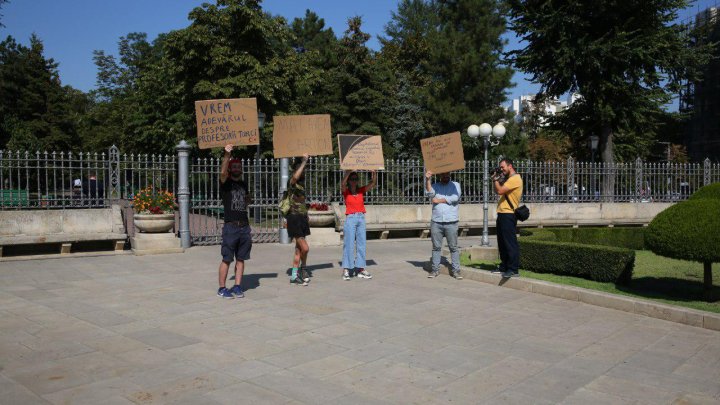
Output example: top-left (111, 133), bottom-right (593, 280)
top-left (194, 98), bottom-right (259, 149)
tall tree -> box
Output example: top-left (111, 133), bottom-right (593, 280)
top-left (427, 0), bottom-right (514, 137)
top-left (155, 0), bottom-right (318, 155)
top-left (330, 16), bottom-right (394, 136)
top-left (0, 35), bottom-right (85, 150)
top-left (382, 0), bottom-right (513, 158)
top-left (508, 0), bottom-right (713, 167)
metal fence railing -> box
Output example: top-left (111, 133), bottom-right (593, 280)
top-left (1, 146), bottom-right (718, 244)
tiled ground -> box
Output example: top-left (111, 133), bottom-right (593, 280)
top-left (1, 239), bottom-right (719, 404)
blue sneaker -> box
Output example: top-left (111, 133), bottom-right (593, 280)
top-left (229, 285), bottom-right (244, 298)
top-left (217, 287), bottom-right (234, 299)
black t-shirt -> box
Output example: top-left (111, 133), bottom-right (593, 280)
top-left (220, 178), bottom-right (250, 224)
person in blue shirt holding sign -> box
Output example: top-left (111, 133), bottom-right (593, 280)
top-left (425, 170), bottom-right (462, 279)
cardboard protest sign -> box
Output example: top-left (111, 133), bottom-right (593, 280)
top-left (194, 98), bottom-right (258, 149)
top-left (337, 134), bottom-right (385, 171)
top-left (272, 114), bottom-right (333, 158)
top-left (420, 131), bottom-right (466, 173)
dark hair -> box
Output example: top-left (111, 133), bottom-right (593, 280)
top-left (500, 158), bottom-right (514, 167)
top-left (346, 171), bottom-right (359, 192)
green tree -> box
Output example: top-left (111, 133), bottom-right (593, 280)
top-left (0, 35), bottom-right (85, 151)
top-left (427, 0), bottom-right (514, 139)
top-left (154, 0), bottom-right (319, 155)
top-left (290, 9), bottom-right (339, 68)
top-left (381, 0), bottom-right (513, 158)
top-left (507, 0), bottom-right (713, 167)
top-left (329, 16), bottom-right (394, 136)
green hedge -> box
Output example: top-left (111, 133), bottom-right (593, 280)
top-left (546, 227), bottom-right (646, 250)
top-left (645, 199), bottom-right (720, 264)
top-left (689, 182), bottom-right (720, 201)
top-left (520, 230), bottom-right (635, 284)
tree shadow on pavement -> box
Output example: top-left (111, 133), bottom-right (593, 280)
top-left (618, 277), bottom-right (720, 303)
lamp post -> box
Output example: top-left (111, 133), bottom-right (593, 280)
top-left (468, 122), bottom-right (505, 247)
top-left (588, 135), bottom-right (599, 201)
top-left (588, 135), bottom-right (599, 163)
top-left (254, 111), bottom-right (266, 224)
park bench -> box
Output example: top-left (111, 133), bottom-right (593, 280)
top-left (0, 189), bottom-right (29, 208)
top-left (0, 205), bottom-right (127, 257)
top-left (331, 202), bottom-right (674, 239)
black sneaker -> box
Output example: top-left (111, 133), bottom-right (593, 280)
top-left (290, 276), bottom-right (308, 286)
top-left (427, 271), bottom-right (439, 278)
top-left (500, 271), bottom-right (519, 278)
top-left (452, 272), bottom-right (463, 280)
top-left (217, 287), bottom-right (234, 299)
top-left (491, 267), bottom-right (504, 274)
top-left (300, 267), bottom-right (310, 283)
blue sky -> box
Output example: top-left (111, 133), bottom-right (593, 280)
top-left (1, 0), bottom-right (717, 109)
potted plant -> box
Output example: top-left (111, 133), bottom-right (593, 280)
top-left (132, 186), bottom-right (177, 233)
top-left (307, 201), bottom-right (334, 227)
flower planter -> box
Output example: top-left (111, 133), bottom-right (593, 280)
top-left (307, 210), bottom-right (334, 227)
top-left (134, 213), bottom-right (175, 233)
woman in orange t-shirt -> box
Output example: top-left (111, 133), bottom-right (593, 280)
top-left (341, 170), bottom-right (376, 280)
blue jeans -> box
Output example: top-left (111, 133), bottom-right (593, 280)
top-left (342, 213), bottom-right (367, 269)
top-left (431, 221), bottom-right (460, 273)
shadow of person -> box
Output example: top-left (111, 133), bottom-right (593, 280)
top-left (238, 273), bottom-right (278, 290)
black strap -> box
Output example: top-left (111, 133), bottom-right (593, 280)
top-left (506, 198), bottom-right (515, 211)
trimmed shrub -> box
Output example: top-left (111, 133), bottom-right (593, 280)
top-left (520, 229), bottom-right (635, 284)
top-left (645, 199), bottom-right (720, 265)
top-left (689, 182), bottom-right (720, 201)
top-left (646, 199), bottom-right (720, 298)
top-left (547, 227), bottom-right (646, 250)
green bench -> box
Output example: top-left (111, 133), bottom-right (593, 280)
top-left (0, 189), bottom-right (29, 207)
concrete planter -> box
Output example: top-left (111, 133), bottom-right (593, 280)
top-left (134, 213), bottom-right (175, 233)
top-left (307, 210), bottom-right (334, 227)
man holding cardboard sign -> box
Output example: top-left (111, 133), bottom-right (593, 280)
top-left (420, 132), bottom-right (466, 173)
top-left (425, 170), bottom-right (463, 279)
top-left (195, 98), bottom-right (259, 149)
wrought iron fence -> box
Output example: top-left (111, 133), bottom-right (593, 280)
top-left (1, 146), bottom-right (718, 245)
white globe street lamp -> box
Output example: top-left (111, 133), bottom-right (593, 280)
top-left (467, 122), bottom-right (506, 247)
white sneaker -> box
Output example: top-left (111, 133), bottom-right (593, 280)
top-left (343, 269), bottom-right (351, 281)
top-left (357, 269), bottom-right (373, 279)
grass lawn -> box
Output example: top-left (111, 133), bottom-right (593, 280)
top-left (461, 250), bottom-right (720, 314)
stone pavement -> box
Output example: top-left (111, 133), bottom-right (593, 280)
top-left (1, 239), bottom-right (719, 405)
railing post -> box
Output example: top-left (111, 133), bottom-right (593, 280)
top-left (279, 157), bottom-right (290, 244)
top-left (567, 157), bottom-right (574, 202)
top-left (176, 140), bottom-right (191, 249)
top-left (108, 145), bottom-right (120, 201)
top-left (704, 158), bottom-right (711, 186)
top-left (635, 157), bottom-right (643, 202)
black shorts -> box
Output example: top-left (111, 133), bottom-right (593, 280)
top-left (221, 223), bottom-right (252, 262)
top-left (286, 213), bottom-right (311, 239)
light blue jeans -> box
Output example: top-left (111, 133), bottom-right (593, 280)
top-left (342, 213), bottom-right (367, 269)
top-left (431, 221), bottom-right (460, 274)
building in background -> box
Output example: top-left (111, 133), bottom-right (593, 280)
top-left (509, 93), bottom-right (580, 127)
top-left (681, 6), bottom-right (720, 162)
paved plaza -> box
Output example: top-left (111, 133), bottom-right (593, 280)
top-left (1, 239), bottom-right (719, 404)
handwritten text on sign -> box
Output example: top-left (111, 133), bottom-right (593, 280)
top-left (338, 134), bottom-right (385, 171)
top-left (273, 114), bottom-right (333, 158)
top-left (195, 98), bottom-right (258, 149)
top-left (420, 131), bottom-right (466, 173)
